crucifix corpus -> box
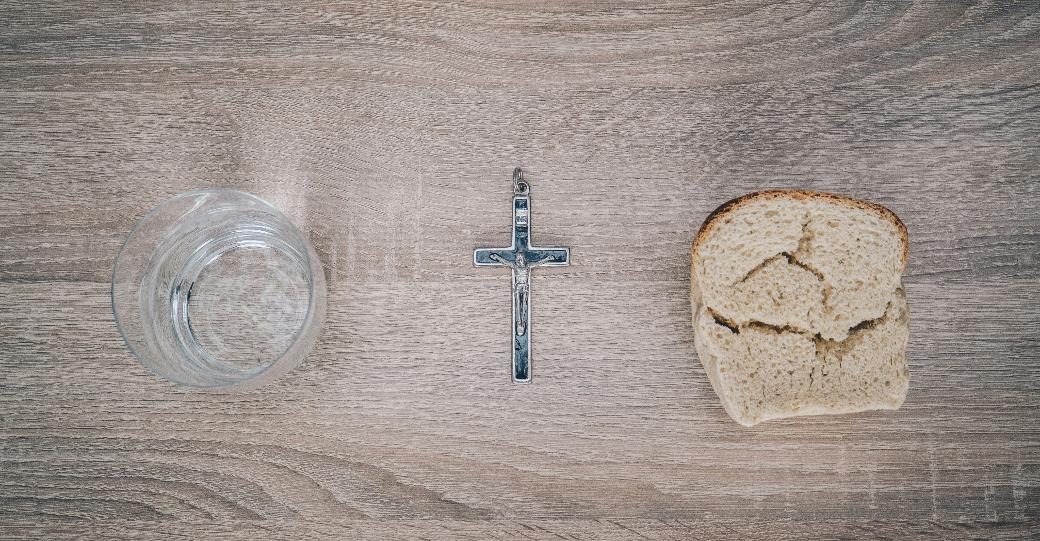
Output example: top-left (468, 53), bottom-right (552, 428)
top-left (474, 168), bottom-right (570, 383)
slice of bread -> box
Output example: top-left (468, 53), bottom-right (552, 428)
top-left (691, 190), bottom-right (910, 427)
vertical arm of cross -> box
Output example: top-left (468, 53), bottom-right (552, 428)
top-left (509, 194), bottom-right (532, 381)
top-left (510, 265), bottom-right (531, 382)
top-left (512, 195), bottom-right (530, 251)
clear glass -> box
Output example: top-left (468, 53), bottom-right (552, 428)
top-left (112, 189), bottom-right (327, 390)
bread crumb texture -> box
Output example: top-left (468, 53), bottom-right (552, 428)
top-left (691, 191), bottom-right (909, 427)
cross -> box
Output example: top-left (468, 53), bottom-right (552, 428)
top-left (474, 168), bottom-right (570, 383)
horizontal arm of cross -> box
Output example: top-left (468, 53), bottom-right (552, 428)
top-left (474, 248), bottom-right (515, 267)
top-left (525, 248), bottom-right (569, 267)
top-left (474, 247), bottom-right (569, 268)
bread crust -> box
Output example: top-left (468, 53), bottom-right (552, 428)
top-left (691, 190), bottom-right (909, 271)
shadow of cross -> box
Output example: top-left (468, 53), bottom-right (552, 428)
top-left (474, 168), bottom-right (570, 383)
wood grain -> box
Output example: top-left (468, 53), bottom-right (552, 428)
top-left (2, 0), bottom-right (1039, 538)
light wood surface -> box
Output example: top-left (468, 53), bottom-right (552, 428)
top-left (2, 1), bottom-right (1039, 538)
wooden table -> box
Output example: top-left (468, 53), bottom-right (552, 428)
top-left (2, 1), bottom-right (1038, 538)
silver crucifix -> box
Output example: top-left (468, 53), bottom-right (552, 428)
top-left (474, 168), bottom-right (570, 383)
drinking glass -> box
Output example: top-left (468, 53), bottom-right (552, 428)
top-left (112, 189), bottom-right (327, 390)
